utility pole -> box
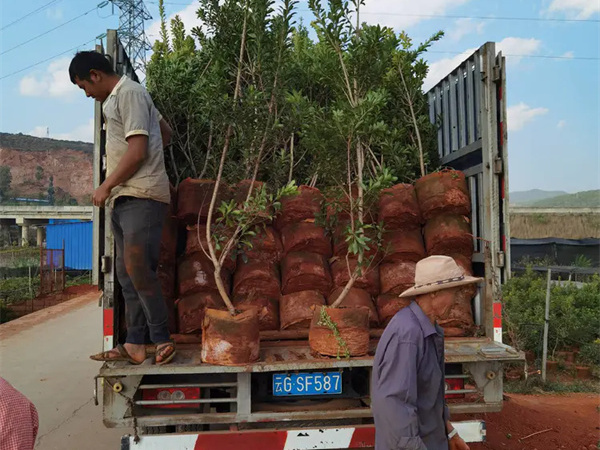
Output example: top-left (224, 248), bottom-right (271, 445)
top-left (109, 0), bottom-right (152, 74)
top-left (541, 269), bottom-right (552, 382)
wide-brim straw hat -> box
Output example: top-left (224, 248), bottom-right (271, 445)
top-left (399, 255), bottom-right (483, 298)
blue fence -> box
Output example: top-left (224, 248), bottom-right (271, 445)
top-left (46, 221), bottom-right (93, 270)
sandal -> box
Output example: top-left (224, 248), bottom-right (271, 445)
top-left (155, 341), bottom-right (176, 366)
top-left (90, 344), bottom-right (145, 365)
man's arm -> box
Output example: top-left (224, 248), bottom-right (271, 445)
top-left (374, 336), bottom-right (427, 450)
top-left (103, 135), bottom-right (147, 190)
top-left (446, 420), bottom-right (470, 450)
top-left (93, 135), bottom-right (148, 207)
top-left (159, 117), bottom-right (172, 148)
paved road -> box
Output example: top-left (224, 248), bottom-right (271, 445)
top-left (0, 293), bottom-right (124, 449)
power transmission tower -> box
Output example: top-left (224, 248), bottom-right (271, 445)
top-left (110, 0), bottom-right (152, 74)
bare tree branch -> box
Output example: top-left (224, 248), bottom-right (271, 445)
top-left (399, 63), bottom-right (425, 177)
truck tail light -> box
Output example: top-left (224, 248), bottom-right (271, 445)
top-left (141, 387), bottom-right (201, 409)
top-left (445, 378), bottom-right (465, 399)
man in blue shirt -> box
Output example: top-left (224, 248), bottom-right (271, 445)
top-left (372, 255), bottom-right (480, 450)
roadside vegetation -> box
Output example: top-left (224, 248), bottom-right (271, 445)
top-left (502, 268), bottom-right (600, 391)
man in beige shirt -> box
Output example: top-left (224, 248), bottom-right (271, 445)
top-left (69, 51), bottom-right (175, 365)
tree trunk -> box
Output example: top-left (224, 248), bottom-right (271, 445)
top-left (204, 3), bottom-right (249, 316)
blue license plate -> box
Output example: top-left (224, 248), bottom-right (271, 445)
top-left (273, 372), bottom-right (342, 396)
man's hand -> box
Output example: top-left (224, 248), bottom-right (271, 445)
top-left (93, 183), bottom-right (112, 208)
top-left (449, 434), bottom-right (470, 450)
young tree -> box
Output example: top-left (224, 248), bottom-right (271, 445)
top-left (0, 166), bottom-right (12, 203)
top-left (201, 0), bottom-right (299, 315)
top-left (307, 0), bottom-right (396, 308)
top-left (47, 176), bottom-right (55, 206)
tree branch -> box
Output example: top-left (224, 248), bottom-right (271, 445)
top-left (399, 63), bottom-right (425, 177)
top-left (288, 133), bottom-right (294, 183)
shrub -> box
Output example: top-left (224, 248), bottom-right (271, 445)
top-left (579, 340), bottom-right (600, 366)
top-left (0, 277), bottom-right (38, 304)
top-left (502, 269), bottom-right (600, 359)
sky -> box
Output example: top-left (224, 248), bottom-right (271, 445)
top-left (0, 0), bottom-right (599, 193)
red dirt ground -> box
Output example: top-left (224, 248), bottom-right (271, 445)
top-left (460, 393), bottom-right (600, 450)
top-left (8, 284), bottom-right (98, 318)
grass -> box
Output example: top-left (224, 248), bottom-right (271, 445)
top-left (505, 377), bottom-right (600, 394)
top-left (65, 272), bottom-right (92, 288)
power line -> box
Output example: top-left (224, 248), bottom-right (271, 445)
top-left (0, 3), bottom-right (108, 57)
top-left (428, 50), bottom-right (600, 61)
top-left (352, 11), bottom-right (600, 23)
top-left (0, 37), bottom-right (100, 81)
top-left (147, 2), bottom-right (600, 23)
top-left (0, 0), bottom-right (61, 32)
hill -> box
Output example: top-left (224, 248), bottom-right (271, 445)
top-left (0, 133), bottom-right (92, 154)
top-left (510, 189), bottom-right (568, 205)
top-left (529, 190), bottom-right (600, 208)
top-left (0, 133), bottom-right (93, 205)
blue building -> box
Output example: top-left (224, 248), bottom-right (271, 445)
top-left (45, 221), bottom-right (93, 270)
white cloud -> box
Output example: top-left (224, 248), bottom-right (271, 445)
top-left (507, 103), bottom-right (548, 131)
top-left (562, 51), bottom-right (575, 59)
top-left (548, 0), bottom-right (600, 19)
top-left (423, 37), bottom-right (542, 91)
top-left (496, 37), bottom-right (542, 63)
top-left (557, 120), bottom-right (567, 129)
top-left (28, 119), bottom-right (94, 143)
top-left (54, 118), bottom-right (95, 142)
top-left (361, 0), bottom-right (471, 29)
top-left (423, 48), bottom-right (475, 91)
top-left (147, 2), bottom-right (202, 45)
top-left (19, 58), bottom-right (79, 99)
top-left (28, 126), bottom-right (49, 138)
top-left (447, 18), bottom-right (485, 42)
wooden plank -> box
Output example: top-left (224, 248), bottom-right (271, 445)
top-left (440, 138), bottom-right (482, 166)
top-left (435, 85), bottom-right (443, 155)
top-left (428, 91), bottom-right (436, 124)
top-left (477, 172), bottom-right (484, 254)
top-left (473, 51), bottom-right (482, 140)
top-left (442, 79), bottom-right (451, 157)
top-left (457, 66), bottom-right (467, 149)
top-left (450, 402), bottom-right (502, 415)
top-left (466, 58), bottom-right (476, 145)
top-left (449, 72), bottom-right (459, 152)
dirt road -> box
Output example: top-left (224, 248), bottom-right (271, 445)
top-left (0, 289), bottom-right (124, 449)
top-left (464, 392), bottom-right (600, 450)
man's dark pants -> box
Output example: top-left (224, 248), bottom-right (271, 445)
top-left (112, 196), bottom-right (170, 345)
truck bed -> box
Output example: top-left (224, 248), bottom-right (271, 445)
top-left (99, 337), bottom-right (522, 377)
